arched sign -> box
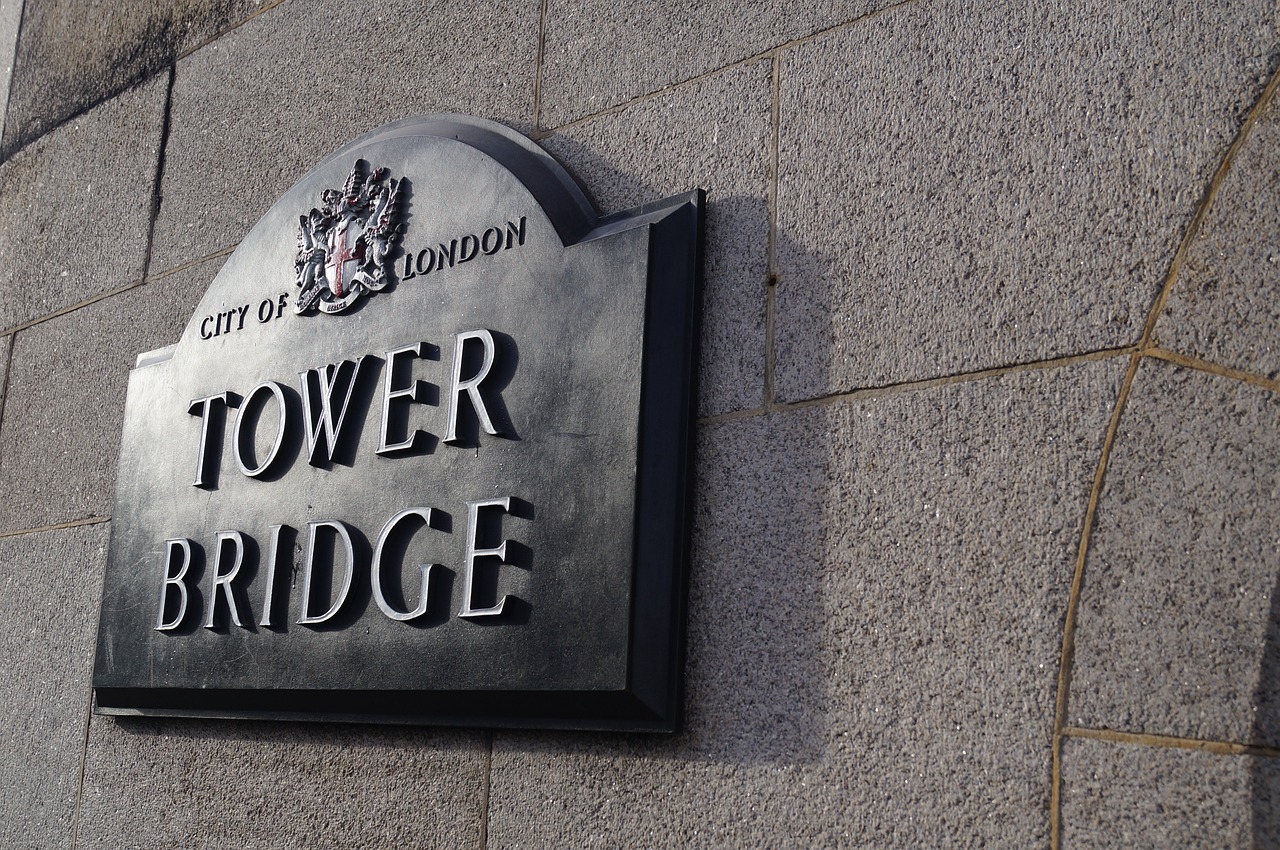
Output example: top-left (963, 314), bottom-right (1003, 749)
top-left (91, 115), bottom-right (702, 731)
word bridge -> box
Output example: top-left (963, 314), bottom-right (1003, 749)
top-left (156, 326), bottom-right (525, 633)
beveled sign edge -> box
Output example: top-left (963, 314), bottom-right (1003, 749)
top-left (91, 116), bottom-right (705, 733)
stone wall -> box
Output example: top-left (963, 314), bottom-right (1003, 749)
top-left (0, 0), bottom-right (1276, 846)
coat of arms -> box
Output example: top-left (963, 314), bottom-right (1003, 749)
top-left (295, 159), bottom-right (405, 314)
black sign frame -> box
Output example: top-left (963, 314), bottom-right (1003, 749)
top-left (91, 115), bottom-right (703, 732)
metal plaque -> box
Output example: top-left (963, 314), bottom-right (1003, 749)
top-left (91, 115), bottom-right (702, 731)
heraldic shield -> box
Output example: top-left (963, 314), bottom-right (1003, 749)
top-left (91, 114), bottom-right (703, 731)
top-left (296, 160), bottom-right (404, 314)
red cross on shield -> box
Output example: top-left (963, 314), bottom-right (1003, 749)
top-left (324, 216), bottom-right (362, 299)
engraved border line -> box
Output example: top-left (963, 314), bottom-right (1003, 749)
top-left (697, 346), bottom-right (1137, 426)
top-left (1048, 61), bottom-right (1280, 850)
top-left (533, 0), bottom-right (918, 140)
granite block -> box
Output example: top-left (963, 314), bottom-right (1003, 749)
top-left (1060, 736), bottom-right (1280, 849)
top-left (0, 75), bottom-right (165, 332)
top-left (540, 61), bottom-right (771, 417)
top-left (1070, 359), bottom-right (1280, 746)
top-left (1, 0), bottom-right (271, 156)
top-left (152, 0), bottom-right (540, 273)
top-left (488, 357), bottom-right (1124, 849)
top-left (0, 257), bottom-right (221, 533)
top-left (775, 0), bottom-right (1276, 402)
top-left (0, 524), bottom-right (109, 850)
top-left (1159, 90), bottom-right (1280, 380)
top-left (75, 717), bottom-right (485, 850)
top-left (538, 0), bottom-right (899, 128)
top-left (0, 0), bottom-right (23, 141)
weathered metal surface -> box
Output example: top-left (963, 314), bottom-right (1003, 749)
top-left (92, 115), bottom-right (702, 731)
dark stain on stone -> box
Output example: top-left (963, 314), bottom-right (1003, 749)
top-left (2, 0), bottom-right (268, 159)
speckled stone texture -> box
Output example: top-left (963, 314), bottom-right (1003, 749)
top-left (0, 258), bottom-right (218, 533)
top-left (487, 358), bottom-right (1124, 849)
top-left (150, 0), bottom-right (540, 274)
top-left (1, 0), bottom-right (271, 156)
top-left (538, 0), bottom-right (898, 128)
top-left (0, 524), bottom-right (109, 850)
top-left (540, 61), bottom-right (771, 417)
top-left (1069, 359), bottom-right (1280, 745)
top-left (75, 717), bottom-right (486, 849)
top-left (0, 75), bottom-right (165, 332)
top-left (774, 0), bottom-right (1276, 402)
top-left (0, 0), bottom-right (1273, 842)
top-left (1060, 736), bottom-right (1280, 848)
top-left (0, 0), bottom-right (23, 140)
top-left (1159, 91), bottom-right (1280, 380)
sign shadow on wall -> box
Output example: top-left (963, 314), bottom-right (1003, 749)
top-left (485, 129), bottom-right (836, 768)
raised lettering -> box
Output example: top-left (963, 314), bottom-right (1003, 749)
top-left (444, 329), bottom-right (503, 444)
top-left (205, 530), bottom-right (247, 629)
top-left (233, 380), bottom-right (289, 477)
top-left (460, 498), bottom-right (512, 618)
top-left (481, 227), bottom-right (502, 255)
top-left (437, 239), bottom-right (457, 268)
top-left (298, 520), bottom-right (357, 625)
top-left (299, 356), bottom-right (375, 465)
top-left (458, 234), bottom-right (479, 263)
top-left (371, 508), bottom-right (437, 622)
top-left (416, 248), bottom-right (434, 276)
top-left (505, 216), bottom-right (526, 249)
top-left (155, 538), bottom-right (194, 631)
top-left (188, 392), bottom-right (238, 488)
top-left (259, 524), bottom-right (289, 628)
top-left (377, 343), bottom-right (427, 455)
